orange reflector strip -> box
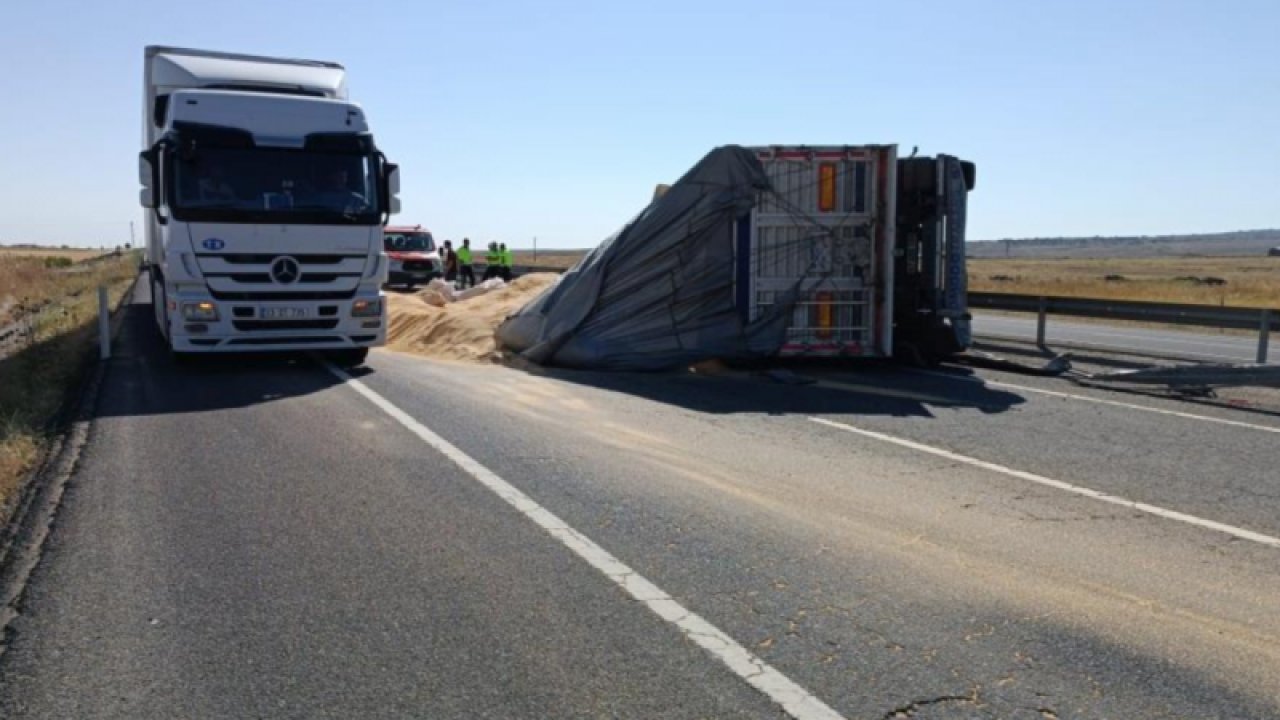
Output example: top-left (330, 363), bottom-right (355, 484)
top-left (815, 291), bottom-right (833, 339)
top-left (818, 163), bottom-right (837, 212)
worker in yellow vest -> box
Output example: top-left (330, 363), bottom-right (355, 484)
top-left (456, 238), bottom-right (475, 288)
top-left (483, 242), bottom-right (502, 281)
top-left (499, 243), bottom-right (513, 282)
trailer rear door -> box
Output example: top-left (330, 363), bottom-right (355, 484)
top-left (739, 146), bottom-right (897, 357)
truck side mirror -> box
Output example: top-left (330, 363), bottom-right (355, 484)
top-left (387, 164), bottom-right (400, 195)
top-left (138, 152), bottom-right (156, 208)
top-left (139, 148), bottom-right (167, 223)
top-left (139, 152), bottom-right (153, 186)
top-left (385, 163), bottom-right (401, 216)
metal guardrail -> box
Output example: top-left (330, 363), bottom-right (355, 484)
top-left (968, 292), bottom-right (1278, 363)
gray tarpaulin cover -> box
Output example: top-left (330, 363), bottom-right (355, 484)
top-left (497, 145), bottom-right (790, 370)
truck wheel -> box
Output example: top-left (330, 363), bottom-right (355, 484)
top-left (331, 348), bottom-right (369, 367)
top-left (151, 274), bottom-right (167, 338)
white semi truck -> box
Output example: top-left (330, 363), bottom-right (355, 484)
top-left (138, 46), bottom-right (400, 365)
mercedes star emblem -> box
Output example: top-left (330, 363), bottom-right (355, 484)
top-left (270, 256), bottom-right (301, 284)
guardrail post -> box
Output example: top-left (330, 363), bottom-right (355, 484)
top-left (1258, 309), bottom-right (1272, 364)
top-left (98, 286), bottom-right (111, 361)
top-left (1036, 296), bottom-right (1048, 348)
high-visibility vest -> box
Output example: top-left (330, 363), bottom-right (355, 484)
top-left (500, 250), bottom-right (513, 267)
top-left (486, 251), bottom-right (501, 264)
top-left (457, 247), bottom-right (472, 264)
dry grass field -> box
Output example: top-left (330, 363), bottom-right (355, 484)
top-left (1, 254), bottom-right (123, 323)
top-left (969, 256), bottom-right (1280, 308)
top-left (511, 250), bottom-right (587, 271)
top-left (0, 253), bottom-right (138, 511)
top-left (0, 246), bottom-right (107, 261)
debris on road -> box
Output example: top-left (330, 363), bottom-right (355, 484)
top-left (416, 277), bottom-right (509, 307)
top-left (1075, 363), bottom-right (1280, 390)
top-left (956, 349), bottom-right (1073, 376)
top-left (962, 341), bottom-right (1280, 392)
top-left (386, 273), bottom-right (560, 363)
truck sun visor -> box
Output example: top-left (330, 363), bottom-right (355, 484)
top-left (303, 132), bottom-right (376, 153)
top-left (169, 121), bottom-right (255, 149)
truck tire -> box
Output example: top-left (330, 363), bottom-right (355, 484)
top-left (331, 348), bottom-right (369, 367)
top-left (153, 274), bottom-right (195, 365)
top-left (151, 274), bottom-right (168, 339)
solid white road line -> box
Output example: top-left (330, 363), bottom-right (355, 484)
top-left (326, 364), bottom-right (845, 720)
top-left (910, 369), bottom-right (1280, 435)
top-left (808, 417), bottom-right (1280, 550)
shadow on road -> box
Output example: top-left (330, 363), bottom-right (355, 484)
top-left (91, 289), bottom-right (369, 420)
top-left (525, 359), bottom-right (1026, 418)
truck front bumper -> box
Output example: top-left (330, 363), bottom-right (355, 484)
top-left (166, 292), bottom-right (387, 353)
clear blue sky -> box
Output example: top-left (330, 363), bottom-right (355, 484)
top-left (1, 0), bottom-right (1277, 248)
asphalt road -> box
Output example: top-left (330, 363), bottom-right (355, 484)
top-left (2, 282), bottom-right (1279, 718)
top-left (973, 312), bottom-right (1268, 364)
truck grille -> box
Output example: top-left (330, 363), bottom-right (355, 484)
top-left (197, 253), bottom-right (361, 265)
top-left (210, 289), bottom-right (358, 301)
top-left (198, 253), bottom-right (369, 302)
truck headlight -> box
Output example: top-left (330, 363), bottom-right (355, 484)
top-left (352, 298), bottom-right (383, 317)
top-left (181, 301), bottom-right (219, 321)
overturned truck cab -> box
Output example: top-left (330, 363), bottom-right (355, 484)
top-left (893, 155), bottom-right (976, 363)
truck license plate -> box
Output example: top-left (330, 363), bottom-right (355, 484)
top-left (259, 307), bottom-right (309, 320)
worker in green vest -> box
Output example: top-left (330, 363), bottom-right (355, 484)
top-left (483, 242), bottom-right (502, 281)
top-left (499, 242), bottom-right (513, 282)
top-left (456, 238), bottom-right (475, 288)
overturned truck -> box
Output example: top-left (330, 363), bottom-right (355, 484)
top-left (499, 144), bottom-right (975, 370)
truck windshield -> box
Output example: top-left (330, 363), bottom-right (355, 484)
top-left (384, 233), bottom-right (435, 252)
top-left (170, 147), bottom-right (381, 225)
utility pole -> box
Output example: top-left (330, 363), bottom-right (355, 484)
top-left (533, 236), bottom-right (537, 263)
top-left (129, 221), bottom-right (135, 249)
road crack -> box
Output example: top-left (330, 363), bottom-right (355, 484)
top-left (880, 686), bottom-right (981, 719)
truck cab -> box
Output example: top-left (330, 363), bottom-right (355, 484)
top-left (138, 46), bottom-right (400, 365)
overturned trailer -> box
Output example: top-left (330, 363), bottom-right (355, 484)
top-left (498, 145), bottom-right (974, 370)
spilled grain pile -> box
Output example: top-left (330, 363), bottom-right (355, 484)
top-left (386, 273), bottom-right (560, 363)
